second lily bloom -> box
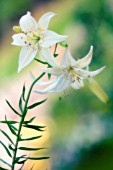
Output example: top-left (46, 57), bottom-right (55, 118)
top-left (32, 46), bottom-right (106, 94)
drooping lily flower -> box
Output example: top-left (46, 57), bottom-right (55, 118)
top-left (32, 46), bottom-right (106, 94)
top-left (12, 12), bottom-right (67, 72)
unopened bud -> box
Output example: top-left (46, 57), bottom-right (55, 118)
top-left (59, 41), bottom-right (68, 47)
top-left (13, 26), bottom-right (22, 33)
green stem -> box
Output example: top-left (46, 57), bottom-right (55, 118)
top-left (11, 43), bottom-right (58, 170)
top-left (11, 72), bottom-right (45, 170)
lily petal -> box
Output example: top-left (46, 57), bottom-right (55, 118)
top-left (12, 33), bottom-right (27, 46)
top-left (38, 12), bottom-right (57, 30)
top-left (39, 30), bottom-right (67, 47)
top-left (40, 67), bottom-right (63, 76)
top-left (30, 71), bottom-right (56, 86)
top-left (71, 78), bottom-right (84, 89)
top-left (74, 66), bottom-right (106, 78)
top-left (18, 44), bottom-right (38, 72)
top-left (62, 48), bottom-right (77, 67)
top-left (39, 48), bottom-right (60, 67)
top-left (74, 46), bottom-right (93, 68)
top-left (19, 12), bottom-right (37, 32)
top-left (34, 76), bottom-right (71, 94)
top-left (34, 76), bottom-right (64, 94)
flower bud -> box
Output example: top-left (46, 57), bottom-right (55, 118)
top-left (59, 41), bottom-right (68, 47)
top-left (13, 26), bottom-right (22, 33)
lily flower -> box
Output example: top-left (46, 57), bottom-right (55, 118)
top-left (12, 12), bottom-right (67, 72)
top-left (32, 46), bottom-right (106, 94)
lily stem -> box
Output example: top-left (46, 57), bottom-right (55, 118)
top-left (11, 43), bottom-right (58, 170)
top-left (11, 72), bottom-right (45, 170)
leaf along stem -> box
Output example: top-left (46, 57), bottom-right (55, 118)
top-left (11, 72), bottom-right (45, 170)
top-left (11, 44), bottom-right (58, 170)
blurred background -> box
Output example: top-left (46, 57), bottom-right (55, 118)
top-left (0, 0), bottom-right (113, 169)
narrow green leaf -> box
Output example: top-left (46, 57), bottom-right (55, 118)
top-left (14, 155), bottom-right (26, 164)
top-left (9, 144), bottom-right (14, 151)
top-left (7, 123), bottom-right (17, 136)
top-left (19, 96), bottom-right (23, 113)
top-left (48, 73), bottom-right (51, 79)
top-left (25, 156), bottom-right (49, 160)
top-left (0, 141), bottom-right (12, 158)
top-left (23, 117), bottom-right (36, 124)
top-left (16, 159), bottom-right (27, 164)
top-left (0, 130), bottom-right (14, 145)
top-left (22, 84), bottom-right (26, 101)
top-left (19, 135), bottom-right (42, 141)
top-left (10, 124), bottom-right (18, 131)
top-left (6, 100), bottom-right (21, 117)
top-left (19, 147), bottom-right (46, 151)
top-left (0, 158), bottom-right (11, 168)
top-left (23, 124), bottom-right (46, 132)
top-left (27, 99), bottom-right (47, 109)
top-left (0, 120), bottom-right (18, 124)
top-left (34, 58), bottom-right (48, 65)
top-left (53, 54), bottom-right (58, 58)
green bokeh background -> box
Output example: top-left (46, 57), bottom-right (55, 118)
top-left (0, 0), bottom-right (113, 169)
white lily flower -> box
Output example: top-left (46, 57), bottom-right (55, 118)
top-left (33, 46), bottom-right (106, 94)
top-left (12, 11), bottom-right (67, 72)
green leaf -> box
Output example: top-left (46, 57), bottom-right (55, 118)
top-left (9, 144), bottom-right (14, 151)
top-left (18, 147), bottom-right (46, 151)
top-left (6, 100), bottom-right (21, 117)
top-left (25, 156), bottom-right (49, 160)
top-left (0, 158), bottom-right (11, 168)
top-left (34, 58), bottom-right (48, 65)
top-left (19, 96), bottom-right (23, 113)
top-left (48, 73), bottom-right (51, 79)
top-left (27, 99), bottom-right (47, 109)
top-left (0, 130), bottom-right (14, 145)
top-left (16, 159), bottom-right (27, 164)
top-left (10, 124), bottom-right (18, 131)
top-left (14, 155), bottom-right (26, 164)
top-left (22, 84), bottom-right (26, 101)
top-left (53, 54), bottom-right (58, 58)
top-left (5, 116), bottom-right (17, 136)
top-left (23, 124), bottom-right (46, 132)
top-left (23, 117), bottom-right (36, 124)
top-left (7, 123), bottom-right (17, 136)
top-left (19, 135), bottom-right (42, 141)
top-left (0, 141), bottom-right (12, 158)
top-left (0, 120), bottom-right (18, 124)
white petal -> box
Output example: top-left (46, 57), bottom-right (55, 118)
top-left (34, 76), bottom-right (64, 94)
top-left (34, 75), bottom-right (71, 94)
top-left (71, 78), bottom-right (84, 90)
top-left (39, 30), bottom-right (67, 47)
top-left (62, 48), bottom-right (77, 67)
top-left (40, 67), bottom-right (63, 76)
top-left (38, 12), bottom-right (57, 30)
top-left (18, 44), bottom-right (38, 72)
top-left (19, 12), bottom-right (37, 32)
top-left (29, 71), bottom-right (56, 86)
top-left (74, 46), bottom-right (93, 68)
top-left (12, 33), bottom-right (27, 46)
top-left (39, 48), bottom-right (60, 67)
top-left (74, 66), bottom-right (106, 78)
